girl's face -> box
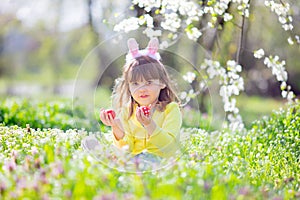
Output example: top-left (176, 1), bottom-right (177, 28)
top-left (129, 78), bottom-right (165, 106)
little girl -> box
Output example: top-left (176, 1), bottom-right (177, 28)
top-left (99, 38), bottom-right (182, 159)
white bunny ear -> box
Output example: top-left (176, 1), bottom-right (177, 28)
top-left (126, 38), bottom-right (161, 63)
top-left (127, 38), bottom-right (139, 56)
top-left (147, 37), bottom-right (159, 55)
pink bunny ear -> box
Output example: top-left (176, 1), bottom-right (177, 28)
top-left (147, 38), bottom-right (159, 55)
top-left (127, 38), bottom-right (139, 57)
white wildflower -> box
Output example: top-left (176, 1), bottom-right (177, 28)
top-left (22, 143), bottom-right (30, 148)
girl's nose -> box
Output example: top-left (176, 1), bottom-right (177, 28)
top-left (132, 84), bottom-right (147, 95)
top-left (137, 84), bottom-right (147, 92)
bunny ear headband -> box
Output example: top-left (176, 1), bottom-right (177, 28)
top-left (126, 38), bottom-right (161, 64)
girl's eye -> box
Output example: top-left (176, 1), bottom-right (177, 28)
top-left (146, 81), bottom-right (153, 85)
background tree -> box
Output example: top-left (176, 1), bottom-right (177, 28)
top-left (113, 0), bottom-right (299, 131)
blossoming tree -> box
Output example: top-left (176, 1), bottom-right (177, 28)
top-left (113, 0), bottom-right (298, 131)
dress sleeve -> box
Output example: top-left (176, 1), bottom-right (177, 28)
top-left (112, 133), bottom-right (134, 151)
top-left (148, 102), bottom-right (182, 157)
top-left (112, 109), bottom-right (134, 151)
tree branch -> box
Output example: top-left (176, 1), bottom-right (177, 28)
top-left (236, 13), bottom-right (245, 64)
top-left (279, 0), bottom-right (286, 7)
top-left (236, 1), bottom-right (251, 63)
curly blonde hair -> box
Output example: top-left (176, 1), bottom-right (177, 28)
top-left (112, 56), bottom-right (180, 119)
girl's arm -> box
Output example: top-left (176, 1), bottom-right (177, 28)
top-left (111, 123), bottom-right (125, 140)
top-left (136, 107), bottom-right (157, 135)
top-left (143, 102), bottom-right (182, 157)
top-left (99, 109), bottom-right (125, 140)
top-left (101, 109), bottom-right (134, 150)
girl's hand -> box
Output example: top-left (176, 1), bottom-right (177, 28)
top-left (136, 106), bottom-right (152, 126)
top-left (99, 108), bottom-right (120, 127)
top-left (100, 108), bottom-right (125, 140)
top-left (136, 106), bottom-right (157, 135)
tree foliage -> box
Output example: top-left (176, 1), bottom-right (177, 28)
top-left (114, 0), bottom-right (300, 131)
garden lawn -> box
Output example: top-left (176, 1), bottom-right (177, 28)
top-left (0, 102), bottom-right (299, 199)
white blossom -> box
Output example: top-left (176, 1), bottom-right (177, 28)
top-left (178, 1), bottom-right (202, 17)
top-left (264, 0), bottom-right (293, 32)
top-left (133, 0), bottom-right (161, 12)
top-left (180, 91), bottom-right (187, 100)
top-left (183, 72), bottom-right (196, 83)
top-left (229, 85), bottom-right (240, 96)
top-left (161, 13), bottom-right (181, 32)
top-left (179, 89), bottom-right (197, 104)
top-left (263, 56), bottom-right (288, 82)
top-left (287, 91), bottom-right (295, 101)
top-left (227, 60), bottom-right (242, 73)
top-left (226, 113), bottom-right (244, 132)
top-left (279, 16), bottom-right (287, 24)
top-left (219, 85), bottom-right (227, 99)
top-left (287, 37), bottom-right (294, 45)
top-left (281, 90), bottom-right (287, 98)
top-left (113, 17), bottom-right (140, 32)
top-left (254, 49), bottom-right (265, 59)
top-left (144, 14), bottom-right (154, 28)
top-left (224, 13), bottom-right (233, 21)
top-left (113, 0), bottom-right (297, 133)
top-left (228, 72), bottom-right (239, 80)
top-left (282, 24), bottom-right (293, 31)
top-left (159, 40), bottom-right (169, 49)
top-left (161, 0), bottom-right (180, 13)
top-left (207, 65), bottom-right (219, 79)
top-left (143, 28), bottom-right (162, 38)
top-left (207, 22), bottom-right (214, 28)
top-left (186, 27), bottom-right (202, 41)
top-left (280, 81), bottom-right (287, 90)
top-left (199, 81), bottom-right (207, 91)
top-left (295, 35), bottom-right (300, 44)
top-left (224, 98), bottom-right (238, 113)
top-left (262, 54), bottom-right (295, 101)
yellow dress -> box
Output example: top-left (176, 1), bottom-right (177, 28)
top-left (113, 102), bottom-right (182, 158)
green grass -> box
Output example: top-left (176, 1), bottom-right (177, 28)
top-left (0, 93), bottom-right (289, 132)
top-left (0, 97), bottom-right (99, 131)
top-left (94, 87), bottom-right (113, 109)
top-left (237, 95), bottom-right (286, 128)
top-left (0, 98), bottom-right (299, 199)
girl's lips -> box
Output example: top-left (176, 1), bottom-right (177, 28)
top-left (140, 95), bottom-right (149, 98)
